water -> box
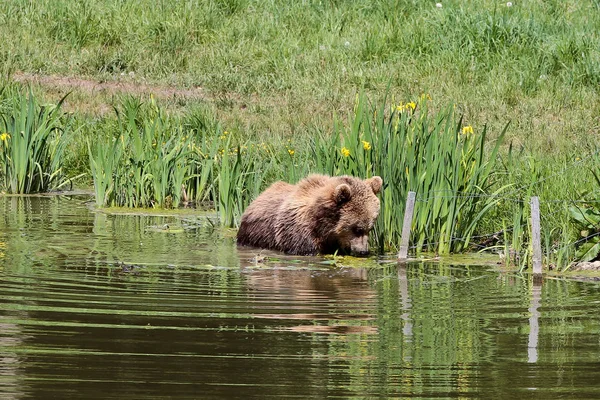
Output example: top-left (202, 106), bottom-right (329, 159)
top-left (2, 196), bottom-right (600, 399)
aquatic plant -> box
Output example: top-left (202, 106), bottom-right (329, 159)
top-left (312, 93), bottom-right (508, 255)
top-left (88, 97), bottom-right (195, 208)
top-left (565, 204), bottom-right (600, 263)
top-left (87, 97), bottom-right (277, 228)
top-left (214, 136), bottom-right (288, 228)
top-left (0, 89), bottom-right (72, 193)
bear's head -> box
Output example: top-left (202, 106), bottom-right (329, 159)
top-left (317, 175), bottom-right (383, 256)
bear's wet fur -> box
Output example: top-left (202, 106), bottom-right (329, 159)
top-left (237, 174), bottom-right (383, 256)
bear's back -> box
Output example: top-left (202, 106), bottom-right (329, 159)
top-left (237, 181), bottom-right (295, 249)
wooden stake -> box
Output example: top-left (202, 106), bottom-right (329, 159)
top-left (398, 191), bottom-right (416, 261)
top-left (530, 196), bottom-right (543, 277)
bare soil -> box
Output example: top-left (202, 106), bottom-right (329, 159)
top-left (13, 71), bottom-right (207, 100)
top-left (11, 71), bottom-right (213, 116)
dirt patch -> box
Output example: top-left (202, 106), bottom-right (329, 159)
top-left (11, 71), bottom-right (214, 116)
top-left (12, 71), bottom-right (207, 101)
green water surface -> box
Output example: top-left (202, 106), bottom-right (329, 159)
top-left (1, 196), bottom-right (600, 399)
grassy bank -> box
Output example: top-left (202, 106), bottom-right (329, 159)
top-left (1, 0), bottom-right (599, 151)
top-left (1, 0), bottom-right (600, 269)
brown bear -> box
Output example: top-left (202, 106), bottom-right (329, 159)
top-left (237, 174), bottom-right (383, 256)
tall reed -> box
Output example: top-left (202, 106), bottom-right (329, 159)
top-left (88, 97), bottom-right (195, 208)
top-left (313, 94), bottom-right (507, 255)
top-left (86, 96), bottom-right (272, 227)
top-left (0, 89), bottom-right (71, 193)
top-left (214, 137), bottom-right (287, 227)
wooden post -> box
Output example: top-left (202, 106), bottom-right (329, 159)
top-left (398, 191), bottom-right (416, 261)
top-left (530, 196), bottom-right (543, 278)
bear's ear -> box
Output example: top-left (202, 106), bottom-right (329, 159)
top-left (334, 183), bottom-right (352, 205)
top-left (366, 176), bottom-right (383, 195)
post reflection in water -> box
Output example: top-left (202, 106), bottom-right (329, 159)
top-left (528, 280), bottom-right (542, 364)
top-left (397, 264), bottom-right (413, 341)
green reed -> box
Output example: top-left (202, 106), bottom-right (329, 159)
top-left (214, 137), bottom-right (284, 228)
top-left (313, 93), bottom-right (507, 255)
top-left (86, 97), bottom-right (275, 227)
top-left (88, 97), bottom-right (196, 208)
top-left (0, 89), bottom-right (72, 194)
top-left (216, 138), bottom-right (241, 227)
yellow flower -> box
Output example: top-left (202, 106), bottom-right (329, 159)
top-left (362, 140), bottom-right (371, 151)
top-left (341, 147), bottom-right (351, 157)
top-left (462, 126), bottom-right (474, 135)
top-left (288, 149), bottom-right (295, 156)
top-left (397, 101), bottom-right (416, 113)
top-left (0, 133), bottom-right (9, 142)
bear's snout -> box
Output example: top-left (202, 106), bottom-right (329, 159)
top-left (349, 235), bottom-right (370, 256)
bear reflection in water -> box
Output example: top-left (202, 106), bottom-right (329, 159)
top-left (237, 174), bottom-right (383, 256)
top-left (242, 265), bottom-right (378, 334)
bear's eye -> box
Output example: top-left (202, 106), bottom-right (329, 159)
top-left (353, 226), bottom-right (365, 236)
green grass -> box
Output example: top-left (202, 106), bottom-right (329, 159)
top-left (1, 0), bottom-right (599, 152)
top-left (86, 96), bottom-right (282, 225)
top-left (309, 94), bottom-right (509, 254)
top-left (1, 0), bottom-right (600, 269)
top-left (84, 90), bottom-right (511, 257)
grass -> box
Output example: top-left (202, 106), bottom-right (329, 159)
top-left (1, 1), bottom-right (599, 152)
top-left (89, 96), bottom-right (206, 208)
top-left (1, 0), bottom-right (600, 270)
top-left (87, 96), bottom-right (282, 225)
top-left (83, 88), bottom-right (513, 257)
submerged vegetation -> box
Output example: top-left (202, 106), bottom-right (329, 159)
top-left (1, 0), bottom-right (600, 271)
